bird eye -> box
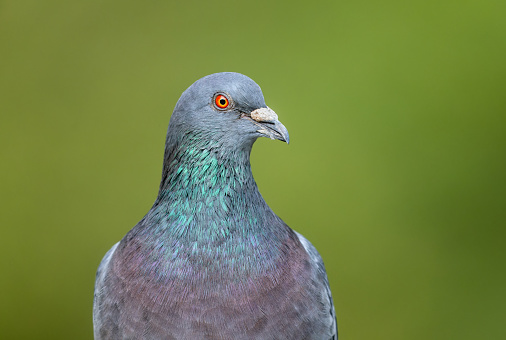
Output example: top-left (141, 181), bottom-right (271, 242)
top-left (214, 94), bottom-right (230, 110)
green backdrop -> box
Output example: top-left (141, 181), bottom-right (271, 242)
top-left (1, 1), bottom-right (505, 339)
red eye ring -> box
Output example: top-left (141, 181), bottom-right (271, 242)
top-left (214, 94), bottom-right (229, 109)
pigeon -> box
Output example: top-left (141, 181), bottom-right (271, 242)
top-left (93, 72), bottom-right (337, 339)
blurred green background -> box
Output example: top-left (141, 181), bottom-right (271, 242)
top-left (1, 0), bottom-right (505, 339)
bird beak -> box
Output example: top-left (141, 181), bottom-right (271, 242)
top-left (249, 107), bottom-right (290, 144)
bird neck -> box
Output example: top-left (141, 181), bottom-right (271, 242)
top-left (149, 133), bottom-right (276, 239)
top-left (124, 133), bottom-right (294, 281)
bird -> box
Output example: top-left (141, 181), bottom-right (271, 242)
top-left (93, 72), bottom-right (337, 339)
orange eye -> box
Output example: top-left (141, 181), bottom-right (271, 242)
top-left (214, 94), bottom-right (229, 109)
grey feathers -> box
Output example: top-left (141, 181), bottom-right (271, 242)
top-left (93, 72), bottom-right (337, 339)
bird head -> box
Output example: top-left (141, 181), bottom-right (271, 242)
top-left (167, 72), bottom-right (289, 152)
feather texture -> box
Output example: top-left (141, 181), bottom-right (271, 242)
top-left (93, 72), bottom-right (337, 339)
